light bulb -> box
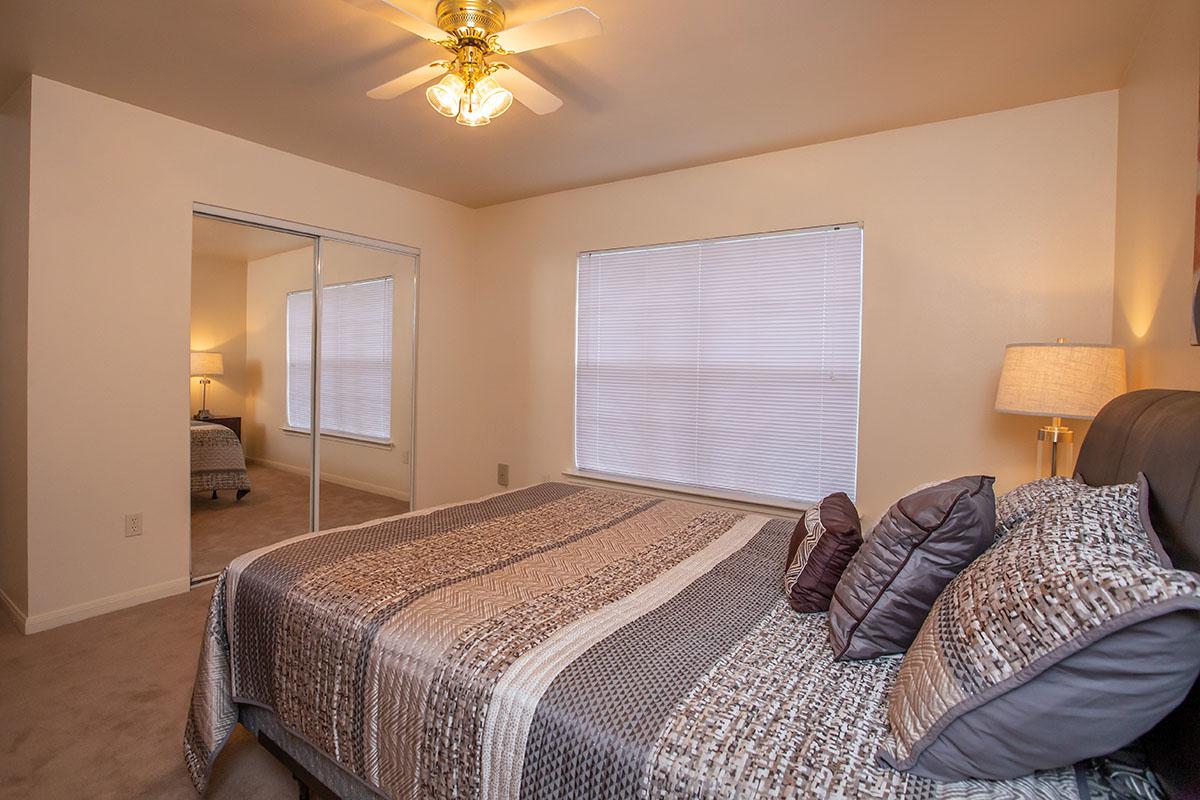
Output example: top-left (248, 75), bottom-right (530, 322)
top-left (456, 103), bottom-right (491, 126)
top-left (473, 76), bottom-right (513, 119)
top-left (426, 73), bottom-right (466, 117)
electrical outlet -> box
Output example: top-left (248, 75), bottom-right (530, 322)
top-left (125, 512), bottom-right (143, 538)
top-left (497, 463), bottom-right (510, 487)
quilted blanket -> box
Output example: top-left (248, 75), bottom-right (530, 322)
top-left (185, 483), bottom-right (1082, 799)
top-left (190, 421), bottom-right (250, 494)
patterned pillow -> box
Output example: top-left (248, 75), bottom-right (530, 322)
top-left (783, 492), bottom-right (862, 612)
top-left (994, 476), bottom-right (1087, 538)
top-left (1007, 480), bottom-right (1164, 568)
top-left (828, 476), bottom-right (996, 660)
top-left (879, 493), bottom-right (1200, 781)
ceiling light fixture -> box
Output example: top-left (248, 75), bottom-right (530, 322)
top-left (423, 41), bottom-right (514, 126)
top-left (349, 0), bottom-right (602, 126)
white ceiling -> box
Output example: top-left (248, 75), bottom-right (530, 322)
top-left (0, 0), bottom-right (1156, 207)
top-left (192, 216), bottom-right (312, 262)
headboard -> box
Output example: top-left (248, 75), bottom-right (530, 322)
top-left (1075, 389), bottom-right (1200, 799)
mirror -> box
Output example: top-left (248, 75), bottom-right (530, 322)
top-left (312, 239), bottom-right (417, 530)
top-left (188, 213), bottom-right (417, 581)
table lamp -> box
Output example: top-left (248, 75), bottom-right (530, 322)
top-left (994, 339), bottom-right (1126, 477)
top-left (190, 351), bottom-right (224, 420)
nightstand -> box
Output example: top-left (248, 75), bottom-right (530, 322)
top-left (201, 415), bottom-right (241, 442)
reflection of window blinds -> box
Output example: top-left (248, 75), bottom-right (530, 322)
top-left (575, 225), bottom-right (863, 505)
top-left (287, 277), bottom-right (394, 442)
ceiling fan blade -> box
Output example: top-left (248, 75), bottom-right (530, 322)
top-left (494, 7), bottom-right (602, 54)
top-left (494, 66), bottom-right (563, 115)
top-left (367, 63), bottom-right (447, 100)
top-left (345, 0), bottom-right (447, 42)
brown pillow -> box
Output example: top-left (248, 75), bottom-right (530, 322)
top-left (783, 492), bottom-right (862, 612)
top-left (828, 476), bottom-right (996, 660)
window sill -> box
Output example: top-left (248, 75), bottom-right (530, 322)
top-left (561, 469), bottom-right (811, 517)
top-left (281, 427), bottom-right (394, 450)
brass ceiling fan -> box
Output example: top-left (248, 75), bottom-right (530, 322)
top-left (346, 0), bottom-right (603, 126)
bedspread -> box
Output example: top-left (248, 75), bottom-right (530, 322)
top-left (185, 482), bottom-right (1082, 799)
top-left (190, 421), bottom-right (250, 494)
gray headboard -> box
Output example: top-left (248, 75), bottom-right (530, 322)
top-left (1075, 389), bottom-right (1200, 799)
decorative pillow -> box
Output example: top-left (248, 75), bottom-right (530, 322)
top-left (783, 492), bottom-right (862, 612)
top-left (1006, 479), bottom-right (1165, 569)
top-left (827, 476), bottom-right (996, 660)
top-left (879, 494), bottom-right (1200, 782)
top-left (994, 475), bottom-right (1087, 538)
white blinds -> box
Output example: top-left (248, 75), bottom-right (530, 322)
top-left (575, 225), bottom-right (862, 504)
top-left (287, 276), bottom-right (394, 442)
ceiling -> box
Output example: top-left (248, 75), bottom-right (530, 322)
top-left (0, 0), bottom-right (1156, 207)
top-left (192, 215), bottom-right (312, 262)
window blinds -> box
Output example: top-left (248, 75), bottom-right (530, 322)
top-left (575, 225), bottom-right (862, 505)
top-left (287, 276), bottom-right (394, 442)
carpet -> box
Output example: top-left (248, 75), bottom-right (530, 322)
top-left (0, 585), bottom-right (311, 799)
top-left (191, 463), bottom-right (409, 577)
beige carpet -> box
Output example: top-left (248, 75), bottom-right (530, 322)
top-left (0, 585), bottom-right (313, 799)
top-left (191, 463), bottom-right (408, 577)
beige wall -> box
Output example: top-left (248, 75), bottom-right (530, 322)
top-left (0, 79), bottom-right (31, 620)
top-left (8, 76), bottom-right (1134, 631)
top-left (472, 92), bottom-right (1121, 521)
top-left (189, 253), bottom-right (249, 419)
top-left (244, 245), bottom-right (415, 501)
top-left (21, 76), bottom-right (488, 631)
top-left (1112, 0), bottom-right (1200, 388)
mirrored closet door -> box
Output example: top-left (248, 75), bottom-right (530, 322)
top-left (188, 209), bottom-right (417, 581)
top-left (310, 239), bottom-right (417, 532)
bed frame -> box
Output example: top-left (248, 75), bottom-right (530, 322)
top-left (240, 388), bottom-right (1200, 800)
top-left (1074, 389), bottom-right (1200, 799)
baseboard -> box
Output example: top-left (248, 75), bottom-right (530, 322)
top-left (0, 585), bottom-right (28, 633)
top-left (22, 576), bottom-right (190, 634)
top-left (247, 457), bottom-right (411, 502)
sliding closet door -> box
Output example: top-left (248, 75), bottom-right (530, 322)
top-left (189, 214), bottom-right (317, 578)
top-left (311, 239), bottom-right (417, 530)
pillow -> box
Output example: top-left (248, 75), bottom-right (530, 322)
top-left (1005, 478), bottom-right (1167, 569)
top-left (994, 475), bottom-right (1087, 538)
top-left (879, 492), bottom-right (1200, 782)
top-left (783, 492), bottom-right (862, 612)
top-left (827, 476), bottom-right (996, 660)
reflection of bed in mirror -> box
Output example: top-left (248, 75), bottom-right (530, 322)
top-left (190, 420), bottom-right (251, 500)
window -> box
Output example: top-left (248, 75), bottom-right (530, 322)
top-left (287, 277), bottom-right (394, 442)
top-left (574, 225), bottom-right (862, 505)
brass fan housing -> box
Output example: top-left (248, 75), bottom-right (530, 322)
top-left (436, 0), bottom-right (506, 39)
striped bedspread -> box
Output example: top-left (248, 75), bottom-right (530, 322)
top-left (185, 483), bottom-right (1082, 799)
top-left (190, 421), bottom-right (250, 494)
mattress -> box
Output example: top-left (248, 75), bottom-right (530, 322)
top-left (190, 420), bottom-right (250, 494)
top-left (185, 482), bottom-right (1083, 799)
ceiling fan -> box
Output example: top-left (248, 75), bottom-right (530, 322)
top-left (346, 0), bottom-right (602, 127)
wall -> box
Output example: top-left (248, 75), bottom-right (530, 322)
top-left (472, 92), bottom-right (1121, 520)
top-left (189, 253), bottom-right (249, 419)
top-left (0, 79), bottom-right (31, 623)
top-left (21, 76), bottom-right (487, 631)
top-left (1112, 0), bottom-right (1200, 388)
top-left (244, 245), bottom-right (414, 501)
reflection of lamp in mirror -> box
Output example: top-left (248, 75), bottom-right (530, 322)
top-left (190, 351), bottom-right (224, 420)
top-left (995, 339), bottom-right (1126, 477)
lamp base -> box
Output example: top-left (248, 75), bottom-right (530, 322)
top-left (1036, 422), bottom-right (1075, 478)
top-left (194, 409), bottom-right (214, 420)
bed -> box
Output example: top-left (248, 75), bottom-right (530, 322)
top-left (184, 389), bottom-right (1200, 800)
top-left (190, 420), bottom-right (250, 500)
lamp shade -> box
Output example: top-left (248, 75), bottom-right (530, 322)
top-left (995, 343), bottom-right (1126, 420)
top-left (190, 351), bottom-right (224, 377)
